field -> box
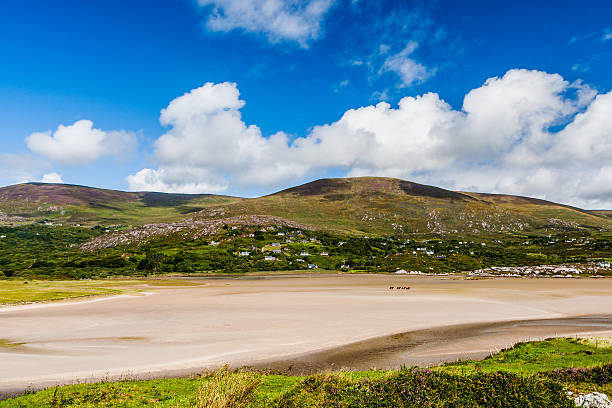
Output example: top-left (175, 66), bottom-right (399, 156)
top-left (1, 338), bottom-right (610, 407)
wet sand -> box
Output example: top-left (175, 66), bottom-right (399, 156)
top-left (255, 316), bottom-right (612, 374)
top-left (1, 274), bottom-right (611, 398)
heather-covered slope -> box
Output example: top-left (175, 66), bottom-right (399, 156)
top-left (0, 183), bottom-right (241, 226)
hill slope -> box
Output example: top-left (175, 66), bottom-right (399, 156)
top-left (0, 178), bottom-right (610, 237)
top-left (189, 177), bottom-right (610, 236)
top-left (0, 183), bottom-right (240, 226)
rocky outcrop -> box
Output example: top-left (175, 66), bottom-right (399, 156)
top-left (574, 392), bottom-right (612, 408)
top-left (80, 215), bottom-right (314, 250)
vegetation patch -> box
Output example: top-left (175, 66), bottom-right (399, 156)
top-left (0, 339), bottom-right (25, 348)
top-left (438, 337), bottom-right (612, 376)
top-left (0, 280), bottom-right (126, 305)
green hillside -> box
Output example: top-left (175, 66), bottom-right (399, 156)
top-left (190, 177), bottom-right (611, 237)
top-left (1, 177), bottom-right (610, 236)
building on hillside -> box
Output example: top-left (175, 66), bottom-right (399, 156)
top-left (238, 251), bottom-right (250, 256)
top-left (308, 264), bottom-right (318, 269)
top-left (264, 256), bottom-right (277, 261)
top-left (598, 261), bottom-right (611, 268)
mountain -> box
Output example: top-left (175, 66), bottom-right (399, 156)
top-left (0, 178), bottom-right (610, 237)
top-left (0, 183), bottom-right (239, 225)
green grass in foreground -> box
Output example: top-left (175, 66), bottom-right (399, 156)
top-left (438, 337), bottom-right (612, 375)
top-left (2, 338), bottom-right (611, 407)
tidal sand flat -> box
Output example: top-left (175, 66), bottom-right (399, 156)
top-left (1, 275), bottom-right (611, 397)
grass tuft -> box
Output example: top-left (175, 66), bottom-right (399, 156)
top-left (195, 366), bottom-right (262, 408)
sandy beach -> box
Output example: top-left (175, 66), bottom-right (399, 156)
top-left (1, 274), bottom-right (611, 397)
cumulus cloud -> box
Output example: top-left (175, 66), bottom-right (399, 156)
top-left (127, 168), bottom-right (228, 194)
top-left (379, 41), bottom-right (433, 87)
top-left (0, 153), bottom-right (51, 184)
top-left (25, 120), bottom-right (137, 166)
top-left (128, 69), bottom-right (612, 208)
top-left (40, 172), bottom-right (64, 184)
top-left (197, 0), bottom-right (335, 47)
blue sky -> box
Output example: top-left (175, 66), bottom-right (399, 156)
top-left (1, 0), bottom-right (612, 207)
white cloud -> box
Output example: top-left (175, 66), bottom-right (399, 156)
top-left (197, 0), bottom-right (335, 47)
top-left (603, 28), bottom-right (612, 42)
top-left (128, 69), bottom-right (612, 208)
top-left (379, 41), bottom-right (433, 87)
top-left (25, 120), bottom-right (137, 166)
top-left (127, 168), bottom-right (227, 194)
top-left (40, 172), bottom-right (64, 184)
top-left (0, 153), bottom-right (50, 184)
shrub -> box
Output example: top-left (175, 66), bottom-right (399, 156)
top-left (274, 368), bottom-right (573, 407)
top-left (545, 363), bottom-right (612, 385)
top-left (195, 366), bottom-right (262, 408)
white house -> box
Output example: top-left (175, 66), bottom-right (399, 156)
top-left (271, 242), bottom-right (281, 247)
top-left (308, 264), bottom-right (318, 269)
top-left (300, 252), bottom-right (309, 256)
top-left (238, 251), bottom-right (250, 256)
top-left (264, 256), bottom-right (277, 261)
top-left (272, 249), bottom-right (281, 254)
top-left (320, 252), bottom-right (329, 256)
top-left (598, 261), bottom-right (611, 268)
top-left (277, 232), bottom-right (285, 236)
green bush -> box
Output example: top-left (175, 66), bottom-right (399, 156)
top-left (274, 368), bottom-right (573, 408)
